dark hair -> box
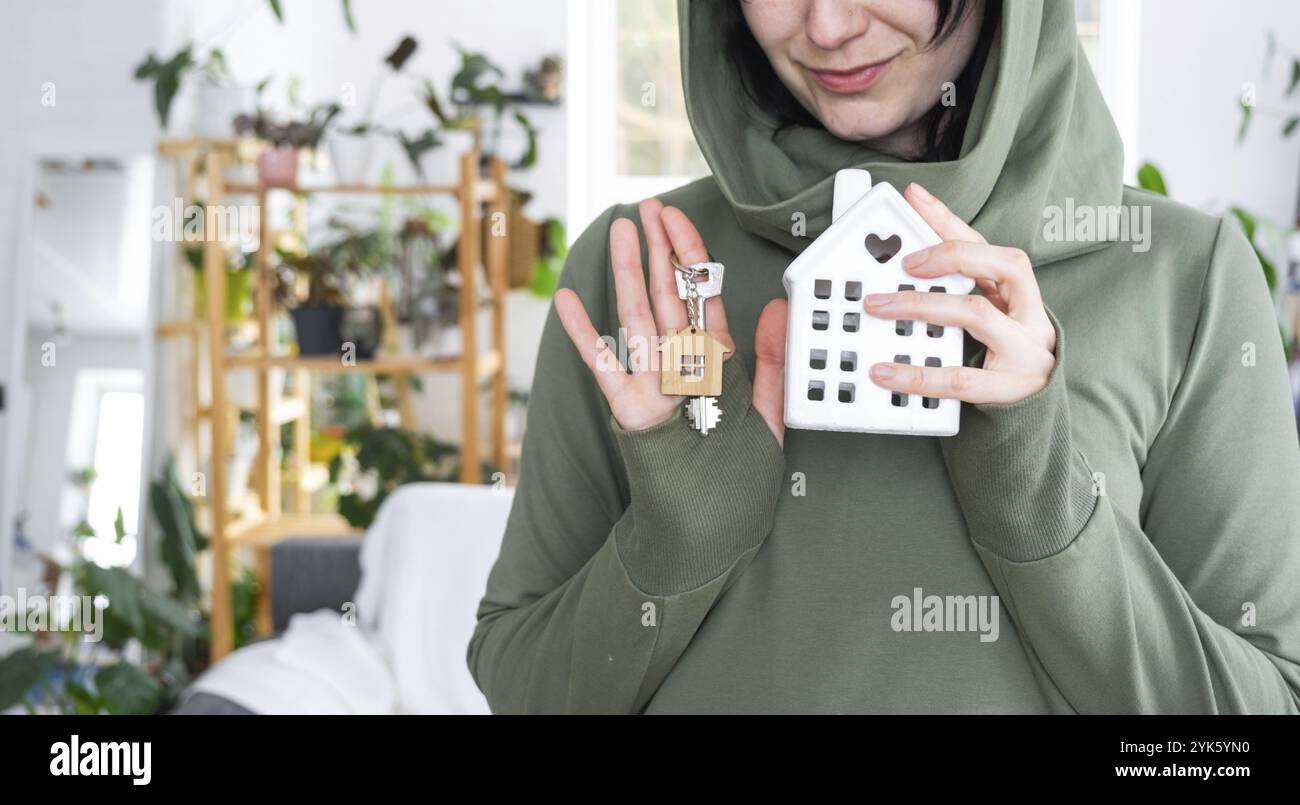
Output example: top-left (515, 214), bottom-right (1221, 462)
top-left (719, 0), bottom-right (1002, 162)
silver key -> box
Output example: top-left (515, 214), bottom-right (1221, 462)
top-left (685, 397), bottom-right (722, 435)
top-left (673, 258), bottom-right (725, 435)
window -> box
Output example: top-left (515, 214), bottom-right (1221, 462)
top-left (614, 0), bottom-right (708, 180)
top-left (82, 389), bottom-right (144, 568)
top-left (569, 0), bottom-right (709, 231)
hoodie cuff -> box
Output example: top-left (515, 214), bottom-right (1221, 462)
top-left (940, 307), bottom-right (1098, 562)
top-left (610, 356), bottom-right (786, 595)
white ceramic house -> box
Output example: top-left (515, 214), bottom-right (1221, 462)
top-left (783, 169), bottom-right (975, 436)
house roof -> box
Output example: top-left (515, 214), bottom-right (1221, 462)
top-left (781, 181), bottom-right (975, 296)
top-left (658, 327), bottom-right (731, 358)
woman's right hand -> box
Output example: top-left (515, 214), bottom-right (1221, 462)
top-left (554, 199), bottom-right (789, 445)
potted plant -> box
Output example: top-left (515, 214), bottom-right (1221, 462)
top-left (278, 249), bottom-right (348, 355)
top-left (234, 101), bottom-right (341, 187)
top-left (185, 242), bottom-right (253, 322)
top-left (0, 461), bottom-right (259, 715)
top-left (442, 45), bottom-right (540, 170)
top-left (134, 46), bottom-right (250, 133)
top-left (277, 220), bottom-right (393, 357)
top-left (191, 50), bottom-right (259, 139)
top-left (328, 36), bottom-right (421, 185)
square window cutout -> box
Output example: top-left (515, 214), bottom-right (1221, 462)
top-left (923, 357), bottom-right (941, 408)
top-left (844, 281), bottom-right (862, 301)
top-left (838, 383), bottom-right (855, 403)
top-left (843, 312), bottom-right (860, 333)
top-left (814, 279), bottom-right (832, 299)
top-left (840, 351), bottom-right (857, 372)
top-left (813, 311), bottom-right (829, 331)
top-left (808, 380), bottom-right (825, 401)
top-left (809, 349), bottom-right (827, 370)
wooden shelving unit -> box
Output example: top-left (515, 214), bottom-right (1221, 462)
top-left (159, 140), bottom-right (510, 661)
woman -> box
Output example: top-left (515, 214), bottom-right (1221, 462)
top-left (469, 0), bottom-right (1300, 713)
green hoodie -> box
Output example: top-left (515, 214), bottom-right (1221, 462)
top-left (469, 0), bottom-right (1300, 713)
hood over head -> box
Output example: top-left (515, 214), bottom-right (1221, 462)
top-left (678, 0), bottom-right (1125, 264)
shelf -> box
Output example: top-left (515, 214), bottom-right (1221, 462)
top-left (155, 319), bottom-right (200, 338)
top-left (224, 349), bottom-right (503, 380)
top-left (157, 137), bottom-right (242, 158)
top-left (226, 512), bottom-right (361, 548)
top-left (222, 179), bottom-right (499, 203)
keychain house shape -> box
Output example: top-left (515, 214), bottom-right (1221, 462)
top-left (659, 327), bottom-right (729, 396)
top-left (783, 169), bottom-right (975, 436)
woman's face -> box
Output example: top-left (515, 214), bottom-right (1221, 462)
top-left (740, 0), bottom-right (985, 156)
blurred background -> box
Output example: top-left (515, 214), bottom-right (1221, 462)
top-left (0, 0), bottom-right (1297, 714)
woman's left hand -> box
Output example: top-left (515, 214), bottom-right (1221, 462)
top-left (863, 183), bottom-right (1057, 406)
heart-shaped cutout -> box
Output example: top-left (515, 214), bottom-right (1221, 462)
top-left (865, 232), bottom-right (902, 264)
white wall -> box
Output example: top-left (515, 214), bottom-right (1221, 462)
top-left (1135, 0), bottom-right (1300, 226)
top-left (0, 1), bottom-right (172, 592)
top-left (187, 0), bottom-right (569, 221)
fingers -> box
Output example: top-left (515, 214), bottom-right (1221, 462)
top-left (904, 183), bottom-right (985, 244)
top-left (639, 199), bottom-right (688, 333)
top-left (752, 299), bottom-right (788, 446)
top-left (662, 206), bottom-right (733, 349)
top-left (864, 290), bottom-right (1025, 356)
top-left (901, 240), bottom-right (1050, 340)
top-left (867, 361), bottom-right (1046, 405)
top-left (554, 288), bottom-right (629, 400)
top-left (974, 279), bottom-right (1009, 314)
top-left (609, 218), bottom-right (659, 369)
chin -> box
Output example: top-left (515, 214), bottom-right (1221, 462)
top-left (816, 104), bottom-right (907, 144)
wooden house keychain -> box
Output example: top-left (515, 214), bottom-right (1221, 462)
top-left (659, 257), bottom-right (730, 434)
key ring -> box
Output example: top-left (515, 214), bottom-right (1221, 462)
top-left (669, 253), bottom-right (722, 279)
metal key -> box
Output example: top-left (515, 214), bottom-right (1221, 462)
top-left (673, 259), bottom-right (725, 435)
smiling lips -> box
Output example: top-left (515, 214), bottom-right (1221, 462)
top-left (808, 56), bottom-right (896, 93)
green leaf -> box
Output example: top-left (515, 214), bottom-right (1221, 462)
top-left (1287, 58), bottom-right (1300, 97)
top-left (113, 507), bottom-right (126, 543)
top-left (77, 564), bottom-right (146, 637)
top-left (0, 647), bottom-right (61, 711)
top-left (94, 663), bottom-right (163, 715)
top-left (1283, 116), bottom-right (1299, 137)
top-left (65, 681), bottom-right (104, 715)
top-left (399, 129), bottom-right (443, 176)
top-left (72, 520), bottom-right (96, 539)
top-left (341, 0), bottom-right (357, 33)
top-left (512, 110), bottom-right (539, 169)
top-left (1230, 206), bottom-right (1277, 294)
top-left (1136, 162), bottom-right (1167, 196)
top-left (1230, 205), bottom-right (1257, 241)
top-left (151, 457), bottom-right (207, 604)
top-left (450, 45), bottom-right (506, 108)
top-left (267, 0), bottom-right (284, 23)
top-left (1237, 99), bottom-right (1253, 144)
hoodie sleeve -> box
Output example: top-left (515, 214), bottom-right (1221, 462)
top-left (468, 206), bottom-right (785, 714)
top-left (941, 215), bottom-right (1300, 714)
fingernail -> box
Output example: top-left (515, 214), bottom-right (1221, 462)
top-left (910, 182), bottom-right (934, 203)
top-left (864, 293), bottom-right (893, 307)
top-left (871, 364), bottom-right (895, 380)
top-left (902, 248), bottom-right (929, 269)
